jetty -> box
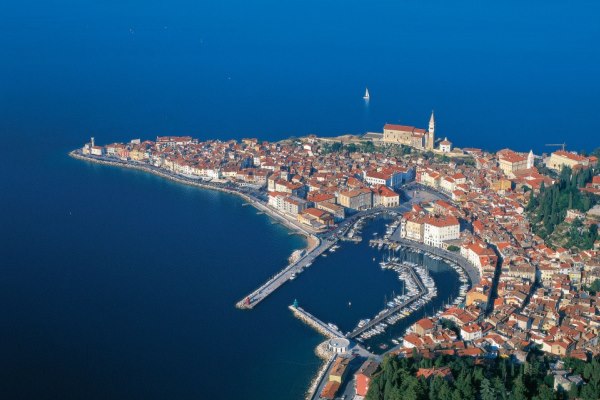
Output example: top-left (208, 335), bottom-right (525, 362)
top-left (289, 305), bottom-right (344, 338)
top-left (236, 237), bottom-right (335, 309)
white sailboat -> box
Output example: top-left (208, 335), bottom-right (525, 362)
top-left (363, 87), bottom-right (370, 100)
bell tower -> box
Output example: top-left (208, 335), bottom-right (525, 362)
top-left (527, 150), bottom-right (534, 169)
top-left (427, 111), bottom-right (435, 150)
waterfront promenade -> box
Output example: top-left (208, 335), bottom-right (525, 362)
top-left (389, 233), bottom-right (481, 286)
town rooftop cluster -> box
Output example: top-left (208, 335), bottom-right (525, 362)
top-left (79, 120), bottom-right (600, 396)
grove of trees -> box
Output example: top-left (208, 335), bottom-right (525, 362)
top-left (526, 166), bottom-right (597, 244)
top-left (366, 354), bottom-right (600, 400)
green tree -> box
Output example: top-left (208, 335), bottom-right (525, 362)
top-left (344, 143), bottom-right (358, 153)
top-left (533, 384), bottom-right (555, 400)
top-left (589, 278), bottom-right (600, 293)
top-left (512, 375), bottom-right (528, 400)
top-left (493, 377), bottom-right (508, 400)
top-left (480, 378), bottom-right (496, 400)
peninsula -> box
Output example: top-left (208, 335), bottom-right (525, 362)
top-left (72, 118), bottom-right (600, 400)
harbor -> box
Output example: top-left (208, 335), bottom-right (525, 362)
top-left (280, 214), bottom-right (468, 350)
top-left (70, 151), bottom-right (480, 390)
top-left (235, 208), bottom-right (400, 310)
top-left (72, 151), bottom-right (476, 349)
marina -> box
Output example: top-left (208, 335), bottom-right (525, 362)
top-left (235, 209), bottom-right (401, 310)
top-left (281, 212), bottom-right (473, 355)
top-left (347, 262), bottom-right (427, 340)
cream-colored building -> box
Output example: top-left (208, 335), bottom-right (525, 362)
top-left (420, 170), bottom-right (441, 189)
top-left (498, 150), bottom-right (528, 177)
top-left (337, 189), bottom-right (372, 211)
top-left (401, 212), bottom-right (425, 241)
top-left (546, 151), bottom-right (590, 171)
top-left (382, 111), bottom-right (435, 150)
top-left (372, 186), bottom-right (400, 208)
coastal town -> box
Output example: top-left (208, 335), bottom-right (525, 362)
top-left (73, 114), bottom-right (600, 399)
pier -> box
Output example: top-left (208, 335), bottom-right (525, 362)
top-left (235, 208), bottom-right (392, 310)
top-left (289, 305), bottom-right (344, 338)
top-left (235, 237), bottom-right (336, 309)
top-left (347, 265), bottom-right (426, 339)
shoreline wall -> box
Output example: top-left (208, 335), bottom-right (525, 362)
top-left (70, 151), bottom-right (313, 233)
top-left (69, 151), bottom-right (318, 265)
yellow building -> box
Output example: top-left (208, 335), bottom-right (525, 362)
top-left (492, 179), bottom-right (512, 192)
top-left (337, 189), bottom-right (372, 211)
top-left (403, 218), bottom-right (424, 241)
top-left (382, 112), bottom-right (435, 150)
top-left (130, 148), bottom-right (148, 161)
top-left (466, 287), bottom-right (489, 306)
top-left (546, 151), bottom-right (590, 171)
top-left (498, 151), bottom-right (528, 177)
top-left (329, 357), bottom-right (350, 384)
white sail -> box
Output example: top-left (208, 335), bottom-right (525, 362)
top-left (363, 88), bottom-right (370, 100)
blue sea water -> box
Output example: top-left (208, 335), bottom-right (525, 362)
top-left (1, 1), bottom-right (599, 399)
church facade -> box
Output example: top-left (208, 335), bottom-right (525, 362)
top-left (383, 111), bottom-right (436, 150)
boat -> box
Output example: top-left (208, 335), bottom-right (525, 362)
top-left (289, 273), bottom-right (296, 280)
top-left (363, 87), bottom-right (370, 100)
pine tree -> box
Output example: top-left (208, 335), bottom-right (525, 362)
top-left (480, 378), bottom-right (496, 400)
top-left (512, 375), bottom-right (528, 400)
top-left (437, 381), bottom-right (453, 400)
top-left (526, 189), bottom-right (537, 211)
top-left (533, 384), bottom-right (555, 400)
top-left (493, 376), bottom-right (508, 400)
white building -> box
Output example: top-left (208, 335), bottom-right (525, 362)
top-left (460, 324), bottom-right (483, 341)
top-left (527, 150), bottom-right (535, 169)
top-left (423, 215), bottom-right (460, 248)
top-left (363, 167), bottom-right (413, 189)
top-left (327, 338), bottom-right (350, 354)
top-left (91, 146), bottom-right (104, 156)
top-left (439, 137), bottom-right (452, 153)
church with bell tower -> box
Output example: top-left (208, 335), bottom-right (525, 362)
top-left (382, 110), bottom-right (443, 151)
top-left (427, 111), bottom-right (435, 150)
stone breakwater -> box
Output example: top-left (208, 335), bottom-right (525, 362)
top-left (305, 353), bottom-right (335, 400)
top-left (288, 305), bottom-right (344, 339)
